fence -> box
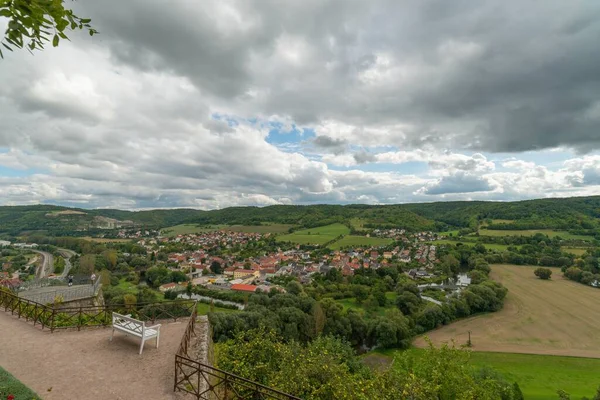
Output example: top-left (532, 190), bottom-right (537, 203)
top-left (19, 280), bottom-right (101, 305)
top-left (0, 289), bottom-right (196, 332)
top-left (174, 356), bottom-right (303, 400)
top-left (174, 311), bottom-right (301, 400)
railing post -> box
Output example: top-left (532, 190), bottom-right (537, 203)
top-left (78, 306), bottom-right (83, 331)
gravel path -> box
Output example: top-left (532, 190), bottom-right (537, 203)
top-left (0, 311), bottom-right (187, 399)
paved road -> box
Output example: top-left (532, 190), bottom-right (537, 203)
top-left (32, 250), bottom-right (53, 279)
top-left (57, 248), bottom-right (77, 279)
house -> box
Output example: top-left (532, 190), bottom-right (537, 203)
top-left (159, 282), bottom-right (178, 292)
top-left (233, 269), bottom-right (257, 279)
top-left (231, 284), bottom-right (257, 293)
top-left (224, 267), bottom-right (235, 277)
top-left (383, 252), bottom-right (393, 259)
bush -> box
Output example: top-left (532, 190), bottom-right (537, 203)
top-left (534, 267), bottom-right (552, 280)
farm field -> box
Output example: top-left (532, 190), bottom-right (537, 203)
top-left (78, 236), bottom-right (132, 243)
top-left (478, 228), bottom-right (594, 240)
top-left (329, 235), bottom-right (392, 250)
top-left (197, 302), bottom-right (240, 315)
top-left (223, 224), bottom-right (294, 234)
top-left (413, 264), bottom-right (600, 358)
top-left (561, 247), bottom-right (590, 256)
top-left (349, 218), bottom-right (369, 231)
top-left (276, 223), bottom-right (350, 245)
top-left (431, 240), bottom-right (516, 251)
top-left (369, 349), bottom-right (600, 400)
top-left (161, 224), bottom-right (221, 236)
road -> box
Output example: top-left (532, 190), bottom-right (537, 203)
top-left (32, 250), bottom-right (54, 279)
top-left (57, 248), bottom-right (77, 279)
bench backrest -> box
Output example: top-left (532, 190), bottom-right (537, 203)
top-left (112, 312), bottom-right (145, 335)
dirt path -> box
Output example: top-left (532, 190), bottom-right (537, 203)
top-left (414, 264), bottom-right (600, 358)
top-left (0, 311), bottom-right (187, 399)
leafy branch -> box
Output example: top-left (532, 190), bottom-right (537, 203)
top-left (0, 0), bottom-right (97, 58)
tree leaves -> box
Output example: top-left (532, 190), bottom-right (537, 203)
top-left (0, 0), bottom-right (98, 57)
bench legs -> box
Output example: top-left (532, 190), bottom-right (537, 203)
top-left (139, 338), bottom-right (145, 355)
top-left (110, 327), bottom-right (115, 342)
top-left (156, 333), bottom-right (160, 349)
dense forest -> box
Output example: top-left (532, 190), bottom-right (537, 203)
top-left (1, 195), bottom-right (600, 236)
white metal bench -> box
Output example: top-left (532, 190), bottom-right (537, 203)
top-left (110, 312), bottom-right (161, 355)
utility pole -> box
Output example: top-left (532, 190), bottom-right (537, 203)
top-left (467, 330), bottom-right (472, 347)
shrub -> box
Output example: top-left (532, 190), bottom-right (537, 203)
top-left (534, 267), bottom-right (552, 280)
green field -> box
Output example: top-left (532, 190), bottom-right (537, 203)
top-left (335, 292), bottom-right (397, 316)
top-left (349, 218), bottom-right (369, 231)
top-left (561, 247), bottom-right (591, 256)
top-left (197, 302), bottom-right (240, 315)
top-left (469, 352), bottom-right (600, 399)
top-left (276, 223), bottom-right (350, 245)
top-left (432, 240), bottom-right (516, 251)
top-left (437, 230), bottom-right (460, 236)
top-left (329, 235), bottom-right (393, 250)
top-left (371, 349), bottom-right (600, 399)
top-left (161, 224), bottom-right (221, 236)
top-left (162, 223), bottom-right (294, 237)
top-left (479, 229), bottom-right (594, 241)
top-left (0, 366), bottom-right (41, 399)
top-left (223, 224), bottom-right (294, 234)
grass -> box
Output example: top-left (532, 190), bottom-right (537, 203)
top-left (431, 240), bottom-right (517, 251)
top-left (349, 218), bottom-right (370, 231)
top-left (369, 349), bottom-right (600, 400)
top-left (329, 235), bottom-right (393, 250)
top-left (115, 279), bottom-right (139, 295)
top-left (78, 236), bottom-right (132, 243)
top-left (276, 223), bottom-right (350, 245)
top-left (0, 365), bottom-right (41, 399)
top-left (478, 229), bottom-right (594, 241)
top-left (161, 224), bottom-right (222, 237)
top-left (437, 230), bottom-right (460, 236)
top-left (469, 352), bottom-right (600, 399)
top-left (223, 224), bottom-right (294, 234)
top-left (334, 292), bottom-right (397, 316)
top-left (197, 302), bottom-right (241, 315)
top-left (414, 264), bottom-right (600, 359)
top-left (162, 223), bottom-right (294, 237)
top-left (561, 247), bottom-right (590, 256)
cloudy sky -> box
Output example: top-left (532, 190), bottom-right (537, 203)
top-left (1, 0), bottom-right (600, 209)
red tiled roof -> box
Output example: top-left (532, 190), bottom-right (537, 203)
top-left (231, 284), bottom-right (257, 292)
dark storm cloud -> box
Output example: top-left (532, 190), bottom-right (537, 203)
top-left (424, 173), bottom-right (493, 195)
top-left (75, 0), bottom-right (600, 152)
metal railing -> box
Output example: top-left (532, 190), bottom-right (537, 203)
top-left (174, 308), bottom-right (301, 400)
top-left (1, 289), bottom-right (196, 332)
top-left (177, 301), bottom-right (198, 359)
top-left (174, 356), bottom-right (303, 400)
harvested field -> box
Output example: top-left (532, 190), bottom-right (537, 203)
top-left (414, 264), bottom-right (600, 358)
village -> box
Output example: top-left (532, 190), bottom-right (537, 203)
top-left (132, 228), bottom-right (460, 296)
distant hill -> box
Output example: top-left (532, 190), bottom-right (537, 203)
top-left (0, 196), bottom-right (599, 236)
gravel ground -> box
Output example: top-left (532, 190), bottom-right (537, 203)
top-left (0, 311), bottom-right (188, 400)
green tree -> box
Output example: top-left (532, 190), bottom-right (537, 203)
top-left (534, 267), bottom-right (552, 280)
top-left (210, 260), bottom-right (222, 274)
top-left (0, 0), bottom-right (97, 58)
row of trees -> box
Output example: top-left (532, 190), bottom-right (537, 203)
top-left (210, 260), bottom-right (507, 350)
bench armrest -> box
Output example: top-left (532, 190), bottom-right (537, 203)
top-left (146, 324), bottom-right (162, 330)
